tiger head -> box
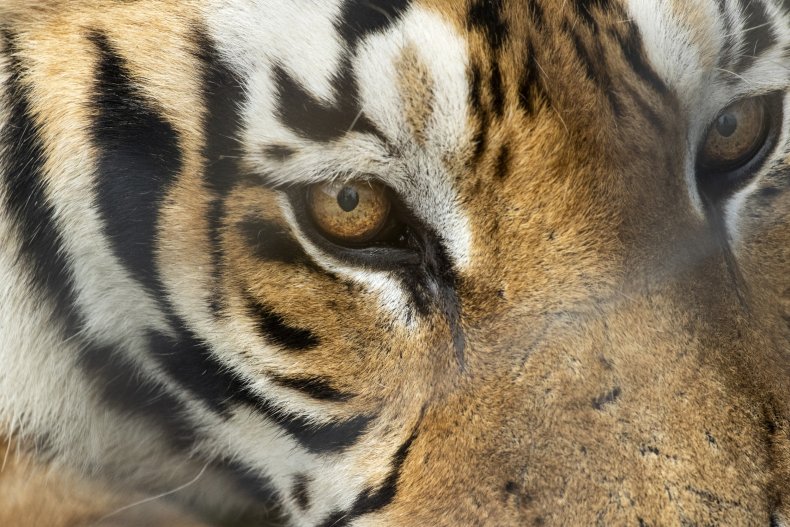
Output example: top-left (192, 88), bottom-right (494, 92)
top-left (1, 0), bottom-right (789, 525)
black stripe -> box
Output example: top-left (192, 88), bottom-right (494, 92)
top-left (565, 22), bottom-right (623, 118)
top-left (1, 31), bottom-right (200, 450)
top-left (734, 0), bottom-right (777, 72)
top-left (78, 343), bottom-right (197, 450)
top-left (316, 510), bottom-right (347, 527)
top-left (623, 84), bottom-right (666, 134)
top-left (755, 185), bottom-right (782, 206)
top-left (527, 0), bottom-right (546, 30)
top-left (149, 328), bottom-right (370, 454)
top-left (715, 0), bottom-right (739, 69)
top-left (262, 144), bottom-right (296, 161)
top-left (468, 0), bottom-right (509, 51)
top-left (244, 293), bottom-right (320, 352)
top-left (574, 0), bottom-right (612, 32)
top-left (274, 60), bottom-right (382, 143)
top-left (239, 216), bottom-right (317, 267)
top-left (316, 419), bottom-right (422, 526)
top-left (292, 473), bottom-right (312, 511)
top-left (194, 33), bottom-right (246, 316)
top-left (469, 63), bottom-right (489, 162)
top-left (490, 61), bottom-right (506, 118)
top-left (89, 32), bottom-right (182, 297)
top-left (494, 143), bottom-right (510, 180)
top-left (615, 23), bottom-right (670, 97)
top-left (518, 41), bottom-right (548, 116)
top-left (213, 458), bottom-right (281, 510)
top-left (1, 30), bottom-right (83, 336)
top-left (270, 374), bottom-right (356, 403)
top-left (336, 0), bottom-right (411, 49)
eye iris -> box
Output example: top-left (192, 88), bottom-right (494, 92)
top-left (700, 97), bottom-right (769, 172)
top-left (337, 186), bottom-right (360, 212)
top-left (307, 181), bottom-right (391, 244)
top-left (715, 113), bottom-right (738, 138)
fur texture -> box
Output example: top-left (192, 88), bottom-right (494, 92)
top-left (0, 0), bottom-right (788, 525)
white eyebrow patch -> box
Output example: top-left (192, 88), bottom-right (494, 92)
top-left (353, 7), bottom-right (473, 269)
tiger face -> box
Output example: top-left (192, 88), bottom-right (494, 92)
top-left (0, 0), bottom-right (789, 525)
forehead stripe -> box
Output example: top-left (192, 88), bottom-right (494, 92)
top-left (733, 0), bottom-right (777, 72)
top-left (274, 61), bottom-right (383, 143)
top-left (337, 0), bottom-right (412, 48)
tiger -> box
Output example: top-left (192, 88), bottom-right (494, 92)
top-left (0, 0), bottom-right (789, 525)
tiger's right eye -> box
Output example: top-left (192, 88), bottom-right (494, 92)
top-left (307, 181), bottom-right (391, 244)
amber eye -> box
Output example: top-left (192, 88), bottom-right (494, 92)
top-left (699, 98), bottom-right (769, 173)
top-left (307, 181), bottom-right (391, 244)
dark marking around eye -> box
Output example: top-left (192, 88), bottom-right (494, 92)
top-left (592, 386), bottom-right (622, 410)
top-left (244, 293), bottom-right (320, 351)
top-left (239, 216), bottom-right (309, 266)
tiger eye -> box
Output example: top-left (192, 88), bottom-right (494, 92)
top-left (308, 181), bottom-right (391, 243)
top-left (701, 98), bottom-right (768, 171)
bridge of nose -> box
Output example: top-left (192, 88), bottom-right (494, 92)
top-left (384, 281), bottom-right (778, 526)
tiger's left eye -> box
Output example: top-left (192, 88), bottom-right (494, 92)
top-left (698, 97), bottom-right (770, 175)
top-left (308, 181), bottom-right (391, 244)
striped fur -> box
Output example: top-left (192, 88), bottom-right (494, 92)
top-left (0, 0), bottom-right (789, 525)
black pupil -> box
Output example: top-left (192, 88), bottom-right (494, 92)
top-left (337, 186), bottom-right (360, 212)
top-left (715, 113), bottom-right (738, 137)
